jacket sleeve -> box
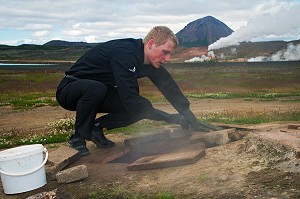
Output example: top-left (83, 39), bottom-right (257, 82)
top-left (110, 53), bottom-right (183, 123)
top-left (147, 66), bottom-right (191, 113)
top-left (110, 51), bottom-right (148, 115)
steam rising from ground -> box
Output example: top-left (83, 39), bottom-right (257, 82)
top-left (248, 43), bottom-right (300, 62)
top-left (208, 3), bottom-right (300, 50)
top-left (184, 51), bottom-right (215, 62)
top-left (185, 43), bottom-right (300, 62)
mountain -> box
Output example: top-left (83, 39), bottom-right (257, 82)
top-left (176, 16), bottom-right (233, 47)
top-left (44, 40), bottom-right (97, 47)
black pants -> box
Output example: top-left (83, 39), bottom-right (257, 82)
top-left (56, 77), bottom-right (143, 140)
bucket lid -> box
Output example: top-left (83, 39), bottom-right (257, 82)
top-left (0, 144), bottom-right (44, 161)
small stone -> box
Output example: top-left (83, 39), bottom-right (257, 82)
top-left (26, 189), bottom-right (57, 199)
top-left (247, 145), bottom-right (258, 153)
top-left (46, 146), bottom-right (81, 180)
top-left (56, 164), bottom-right (88, 184)
top-left (203, 128), bottom-right (235, 147)
top-left (287, 124), bottom-right (300, 129)
top-left (228, 131), bottom-right (245, 141)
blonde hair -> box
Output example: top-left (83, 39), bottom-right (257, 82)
top-left (143, 26), bottom-right (179, 48)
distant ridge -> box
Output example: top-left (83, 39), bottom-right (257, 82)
top-left (43, 40), bottom-right (97, 47)
top-left (176, 16), bottom-right (233, 47)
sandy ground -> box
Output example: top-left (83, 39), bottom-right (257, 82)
top-left (0, 99), bottom-right (300, 199)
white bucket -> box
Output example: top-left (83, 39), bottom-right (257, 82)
top-left (0, 144), bottom-right (48, 194)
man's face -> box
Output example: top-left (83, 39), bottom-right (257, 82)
top-left (145, 39), bottom-right (176, 68)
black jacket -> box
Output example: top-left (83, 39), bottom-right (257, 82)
top-left (66, 38), bottom-right (190, 119)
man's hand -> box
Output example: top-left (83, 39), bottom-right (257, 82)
top-left (168, 114), bottom-right (190, 130)
top-left (181, 109), bottom-right (222, 132)
top-left (190, 121), bottom-right (222, 132)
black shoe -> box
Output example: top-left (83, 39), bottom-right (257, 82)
top-left (91, 130), bottom-right (116, 148)
top-left (69, 137), bottom-right (90, 156)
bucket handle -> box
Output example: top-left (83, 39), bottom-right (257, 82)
top-left (0, 147), bottom-right (48, 177)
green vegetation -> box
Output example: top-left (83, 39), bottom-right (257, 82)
top-left (199, 173), bottom-right (208, 182)
top-left (167, 62), bottom-right (300, 94)
top-left (87, 188), bottom-right (176, 199)
top-left (0, 44), bottom-right (89, 61)
top-left (0, 72), bottom-right (61, 109)
top-left (0, 91), bottom-right (58, 109)
top-left (199, 109), bottom-right (300, 125)
top-left (186, 92), bottom-right (300, 100)
top-left (157, 192), bottom-right (176, 199)
top-left (0, 118), bottom-right (74, 148)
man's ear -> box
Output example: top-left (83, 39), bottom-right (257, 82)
top-left (147, 38), bottom-right (155, 49)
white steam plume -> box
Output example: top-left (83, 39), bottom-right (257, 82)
top-left (184, 51), bottom-right (215, 62)
top-left (209, 3), bottom-right (300, 50)
top-left (248, 43), bottom-right (300, 62)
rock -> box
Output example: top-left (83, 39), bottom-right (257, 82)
top-left (203, 128), bottom-right (236, 147)
top-left (287, 124), bottom-right (300, 129)
top-left (56, 164), bottom-right (88, 184)
top-left (26, 189), bottom-right (57, 199)
top-left (46, 146), bottom-right (81, 180)
top-left (247, 145), bottom-right (258, 153)
top-left (228, 131), bottom-right (245, 141)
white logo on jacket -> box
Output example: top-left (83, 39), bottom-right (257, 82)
top-left (129, 67), bottom-right (136, 72)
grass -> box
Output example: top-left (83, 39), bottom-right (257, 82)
top-left (0, 91), bottom-right (58, 109)
top-left (199, 173), bottom-right (208, 182)
top-left (199, 109), bottom-right (300, 125)
top-left (186, 92), bottom-right (300, 100)
top-left (87, 189), bottom-right (176, 199)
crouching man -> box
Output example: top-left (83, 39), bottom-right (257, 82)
top-left (56, 26), bottom-right (219, 156)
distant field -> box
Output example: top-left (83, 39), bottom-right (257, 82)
top-left (141, 61), bottom-right (300, 98)
top-left (0, 61), bottom-right (300, 107)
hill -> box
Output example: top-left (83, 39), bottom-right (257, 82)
top-left (176, 16), bottom-right (233, 47)
top-left (0, 44), bottom-right (90, 62)
top-left (44, 40), bottom-right (97, 47)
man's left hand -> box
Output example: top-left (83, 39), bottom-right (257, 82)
top-left (169, 114), bottom-right (190, 130)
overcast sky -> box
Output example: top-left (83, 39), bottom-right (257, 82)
top-left (1, 0), bottom-right (300, 47)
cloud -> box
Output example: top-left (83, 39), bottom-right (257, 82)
top-left (22, 24), bottom-right (52, 31)
top-left (1, 0), bottom-right (299, 45)
top-left (33, 30), bottom-right (48, 37)
top-left (209, 1), bottom-right (300, 50)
